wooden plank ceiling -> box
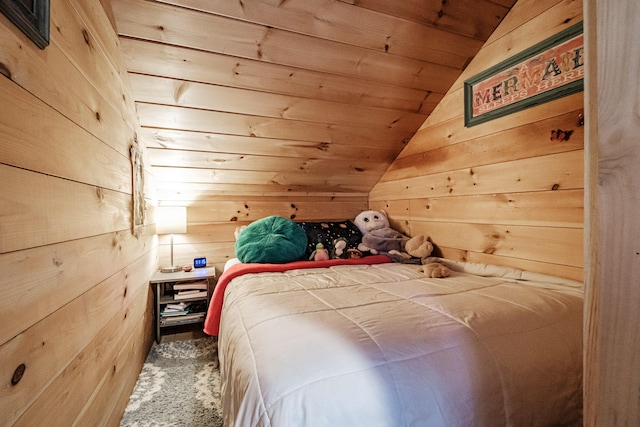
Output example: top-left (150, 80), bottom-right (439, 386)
top-left (110, 0), bottom-right (515, 202)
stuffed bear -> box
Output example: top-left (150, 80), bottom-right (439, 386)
top-left (354, 210), bottom-right (450, 278)
top-left (418, 260), bottom-right (451, 278)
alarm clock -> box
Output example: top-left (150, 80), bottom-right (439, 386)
top-left (194, 257), bottom-right (207, 268)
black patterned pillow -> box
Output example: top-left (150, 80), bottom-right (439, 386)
top-left (297, 220), bottom-right (363, 259)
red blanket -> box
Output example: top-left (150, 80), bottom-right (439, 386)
top-left (203, 255), bottom-right (391, 336)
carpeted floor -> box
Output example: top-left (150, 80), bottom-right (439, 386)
top-left (120, 336), bottom-right (223, 427)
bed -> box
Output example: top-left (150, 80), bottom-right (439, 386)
top-left (204, 255), bottom-right (583, 426)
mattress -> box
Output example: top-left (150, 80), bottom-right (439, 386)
top-left (211, 258), bottom-right (583, 426)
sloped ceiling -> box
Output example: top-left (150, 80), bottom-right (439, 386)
top-left (110, 0), bottom-right (515, 202)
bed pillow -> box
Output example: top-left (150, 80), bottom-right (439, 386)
top-left (235, 216), bottom-right (308, 264)
top-left (297, 220), bottom-right (363, 259)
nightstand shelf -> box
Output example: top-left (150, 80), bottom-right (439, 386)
top-left (150, 267), bottom-right (217, 343)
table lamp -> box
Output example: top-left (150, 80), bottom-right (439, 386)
top-left (156, 206), bottom-right (187, 273)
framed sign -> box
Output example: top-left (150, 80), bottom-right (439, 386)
top-left (464, 22), bottom-right (583, 127)
top-left (0, 0), bottom-right (50, 49)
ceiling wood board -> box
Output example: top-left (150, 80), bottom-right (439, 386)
top-left (128, 73), bottom-right (428, 131)
top-left (118, 38), bottom-right (432, 112)
top-left (139, 128), bottom-right (399, 163)
top-left (111, 0), bottom-right (515, 200)
top-left (155, 0), bottom-right (485, 63)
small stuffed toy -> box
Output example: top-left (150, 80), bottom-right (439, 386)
top-left (419, 262), bottom-right (451, 278)
top-left (309, 242), bottom-right (329, 261)
top-left (234, 225), bottom-right (247, 240)
top-left (354, 210), bottom-right (450, 278)
top-left (331, 237), bottom-right (348, 259)
top-left (347, 248), bottom-right (363, 258)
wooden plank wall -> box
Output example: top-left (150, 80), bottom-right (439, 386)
top-left (584, 0), bottom-right (640, 424)
top-left (0, 0), bottom-right (155, 425)
top-left (369, 0), bottom-right (584, 281)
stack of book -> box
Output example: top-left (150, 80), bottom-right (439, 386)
top-left (161, 301), bottom-right (193, 317)
top-left (173, 280), bottom-right (208, 300)
top-left (159, 279), bottom-right (209, 326)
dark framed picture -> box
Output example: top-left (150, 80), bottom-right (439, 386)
top-left (464, 22), bottom-right (583, 127)
top-left (0, 0), bottom-right (50, 49)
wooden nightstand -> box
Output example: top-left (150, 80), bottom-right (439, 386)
top-left (149, 267), bottom-right (217, 343)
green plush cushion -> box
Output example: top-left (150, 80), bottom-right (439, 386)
top-left (235, 216), bottom-right (308, 264)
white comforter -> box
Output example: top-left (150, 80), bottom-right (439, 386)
top-left (218, 260), bottom-right (583, 426)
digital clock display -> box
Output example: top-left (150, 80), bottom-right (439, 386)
top-left (194, 257), bottom-right (207, 268)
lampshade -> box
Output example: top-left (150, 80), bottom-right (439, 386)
top-left (156, 206), bottom-right (187, 235)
